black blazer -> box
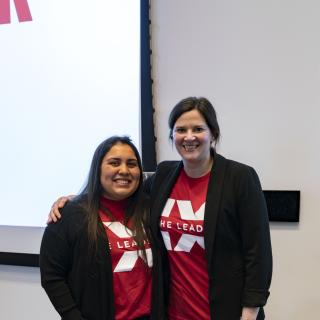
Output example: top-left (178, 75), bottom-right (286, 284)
top-left (40, 199), bottom-right (115, 320)
top-left (147, 153), bottom-right (272, 320)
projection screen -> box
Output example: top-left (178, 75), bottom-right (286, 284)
top-left (0, 0), bottom-right (152, 262)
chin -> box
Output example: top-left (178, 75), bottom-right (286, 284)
top-left (113, 194), bottom-right (131, 201)
top-left (116, 191), bottom-right (133, 198)
top-left (181, 153), bottom-right (200, 162)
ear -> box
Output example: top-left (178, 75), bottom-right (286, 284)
top-left (211, 137), bottom-right (218, 148)
top-left (210, 136), bottom-right (216, 146)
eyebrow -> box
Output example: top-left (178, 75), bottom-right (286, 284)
top-left (106, 157), bottom-right (138, 161)
top-left (174, 124), bottom-right (207, 128)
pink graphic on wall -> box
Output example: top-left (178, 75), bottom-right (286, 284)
top-left (0, 0), bottom-right (32, 24)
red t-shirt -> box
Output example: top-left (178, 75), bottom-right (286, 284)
top-left (160, 169), bottom-right (211, 320)
top-left (99, 197), bottom-right (152, 320)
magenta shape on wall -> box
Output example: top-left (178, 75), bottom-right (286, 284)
top-left (0, 0), bottom-right (32, 25)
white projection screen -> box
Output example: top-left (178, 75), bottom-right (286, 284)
top-left (0, 0), bottom-right (146, 258)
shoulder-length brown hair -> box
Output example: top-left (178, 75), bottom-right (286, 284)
top-left (168, 97), bottom-right (220, 149)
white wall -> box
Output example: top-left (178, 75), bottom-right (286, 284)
top-left (151, 0), bottom-right (320, 319)
top-left (1, 1), bottom-right (320, 319)
top-left (0, 265), bottom-right (58, 320)
top-left (0, 227), bottom-right (54, 319)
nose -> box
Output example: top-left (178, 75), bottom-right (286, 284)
top-left (184, 129), bottom-right (195, 141)
top-left (118, 163), bottom-right (129, 175)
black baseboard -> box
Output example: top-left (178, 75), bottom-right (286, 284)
top-left (0, 252), bottom-right (39, 267)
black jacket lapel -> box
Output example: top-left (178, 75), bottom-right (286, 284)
top-left (150, 161), bottom-right (182, 240)
top-left (204, 153), bottom-right (228, 266)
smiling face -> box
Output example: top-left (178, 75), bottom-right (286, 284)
top-left (173, 109), bottom-right (213, 165)
top-left (100, 143), bottom-right (141, 201)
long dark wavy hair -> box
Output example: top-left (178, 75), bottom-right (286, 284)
top-left (76, 136), bottom-right (149, 260)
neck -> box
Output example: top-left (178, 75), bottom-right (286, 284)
top-left (183, 156), bottom-right (213, 178)
top-left (100, 195), bottom-right (128, 207)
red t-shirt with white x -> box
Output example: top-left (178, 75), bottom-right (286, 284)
top-left (99, 197), bottom-right (152, 320)
top-left (160, 169), bottom-right (211, 320)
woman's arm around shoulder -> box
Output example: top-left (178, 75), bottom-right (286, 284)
top-left (47, 195), bottom-right (75, 224)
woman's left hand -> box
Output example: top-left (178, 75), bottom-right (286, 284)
top-left (241, 307), bottom-right (259, 320)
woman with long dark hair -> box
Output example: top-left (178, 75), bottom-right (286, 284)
top-left (40, 136), bottom-right (152, 320)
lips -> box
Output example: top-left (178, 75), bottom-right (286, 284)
top-left (113, 179), bottom-right (131, 186)
top-left (183, 144), bottom-right (199, 152)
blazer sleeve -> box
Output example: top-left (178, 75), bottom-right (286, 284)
top-left (39, 208), bottom-right (87, 320)
top-left (237, 166), bottom-right (272, 307)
